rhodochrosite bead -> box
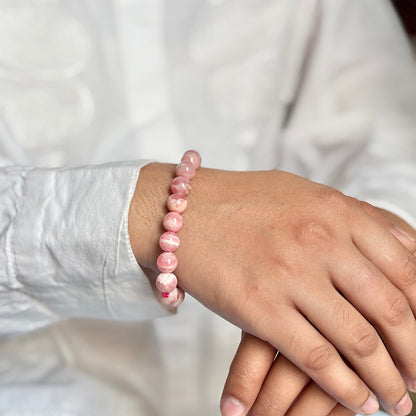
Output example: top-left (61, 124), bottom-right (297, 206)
top-left (155, 150), bottom-right (201, 308)
top-left (167, 194), bottom-right (187, 213)
top-left (159, 231), bottom-right (180, 252)
top-left (157, 252), bottom-right (178, 273)
top-left (156, 273), bottom-right (178, 293)
top-left (159, 287), bottom-right (185, 307)
top-left (176, 162), bottom-right (196, 179)
top-left (163, 211), bottom-right (183, 232)
top-left (182, 150), bottom-right (201, 169)
top-left (171, 176), bottom-right (191, 197)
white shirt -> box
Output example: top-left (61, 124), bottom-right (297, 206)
top-left (0, 0), bottom-right (415, 414)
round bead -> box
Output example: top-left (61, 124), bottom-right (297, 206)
top-left (159, 287), bottom-right (185, 307)
top-left (167, 194), bottom-right (188, 213)
top-left (155, 150), bottom-right (200, 309)
top-left (159, 231), bottom-right (180, 252)
top-left (176, 162), bottom-right (196, 180)
top-left (182, 150), bottom-right (201, 169)
top-left (171, 176), bottom-right (191, 197)
top-left (163, 211), bottom-right (183, 232)
top-left (157, 252), bottom-right (178, 273)
top-left (156, 272), bottom-right (178, 293)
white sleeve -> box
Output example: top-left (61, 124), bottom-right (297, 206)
top-left (281, 0), bottom-right (416, 228)
top-left (0, 159), bottom-right (168, 338)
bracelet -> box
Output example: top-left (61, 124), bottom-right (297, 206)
top-left (155, 150), bottom-right (201, 307)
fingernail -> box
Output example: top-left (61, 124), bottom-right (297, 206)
top-left (393, 392), bottom-right (413, 416)
top-left (221, 397), bottom-right (246, 416)
top-left (360, 392), bottom-right (379, 415)
top-left (394, 226), bottom-right (416, 242)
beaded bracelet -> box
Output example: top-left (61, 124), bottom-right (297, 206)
top-left (155, 150), bottom-right (201, 307)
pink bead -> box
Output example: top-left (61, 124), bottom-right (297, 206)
top-left (176, 162), bottom-right (196, 180)
top-left (163, 211), bottom-right (183, 232)
top-left (159, 287), bottom-right (185, 307)
top-left (157, 252), bottom-right (178, 273)
top-left (155, 150), bottom-right (200, 309)
top-left (167, 194), bottom-right (188, 213)
top-left (156, 272), bottom-right (178, 293)
top-left (159, 231), bottom-right (180, 252)
top-left (181, 150), bottom-right (201, 169)
top-left (171, 176), bottom-right (191, 197)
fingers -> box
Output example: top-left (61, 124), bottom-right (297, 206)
top-left (284, 382), bottom-right (355, 416)
top-left (222, 336), bottom-right (333, 416)
top-left (223, 337), bottom-right (368, 416)
top-left (248, 354), bottom-right (309, 415)
top-left (297, 275), bottom-right (412, 416)
top-left (285, 381), bottom-right (337, 416)
top-left (333, 251), bottom-right (416, 394)
top-left (351, 208), bottom-right (416, 389)
top-left (350, 201), bottom-right (416, 393)
top-left (352, 203), bottom-right (416, 308)
top-left (221, 332), bottom-right (276, 416)
top-left (261, 305), bottom-right (380, 415)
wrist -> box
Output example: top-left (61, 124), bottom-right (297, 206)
top-left (128, 162), bottom-right (177, 269)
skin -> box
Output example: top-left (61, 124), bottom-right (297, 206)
top-left (128, 162), bottom-right (416, 416)
top-left (221, 207), bottom-right (416, 416)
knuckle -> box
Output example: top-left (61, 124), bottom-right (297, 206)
top-left (304, 344), bottom-right (335, 371)
top-left (383, 294), bottom-right (410, 327)
top-left (359, 200), bottom-right (378, 216)
top-left (317, 187), bottom-right (350, 211)
top-left (316, 186), bottom-right (342, 203)
top-left (294, 219), bottom-right (334, 247)
top-left (350, 326), bottom-right (379, 358)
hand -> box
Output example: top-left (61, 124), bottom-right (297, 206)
top-left (221, 332), bottom-right (355, 416)
top-left (129, 164), bottom-right (416, 415)
top-left (220, 208), bottom-right (416, 416)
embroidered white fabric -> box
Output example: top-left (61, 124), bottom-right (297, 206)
top-left (0, 0), bottom-right (415, 415)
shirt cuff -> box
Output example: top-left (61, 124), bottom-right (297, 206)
top-left (12, 160), bottom-right (168, 324)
